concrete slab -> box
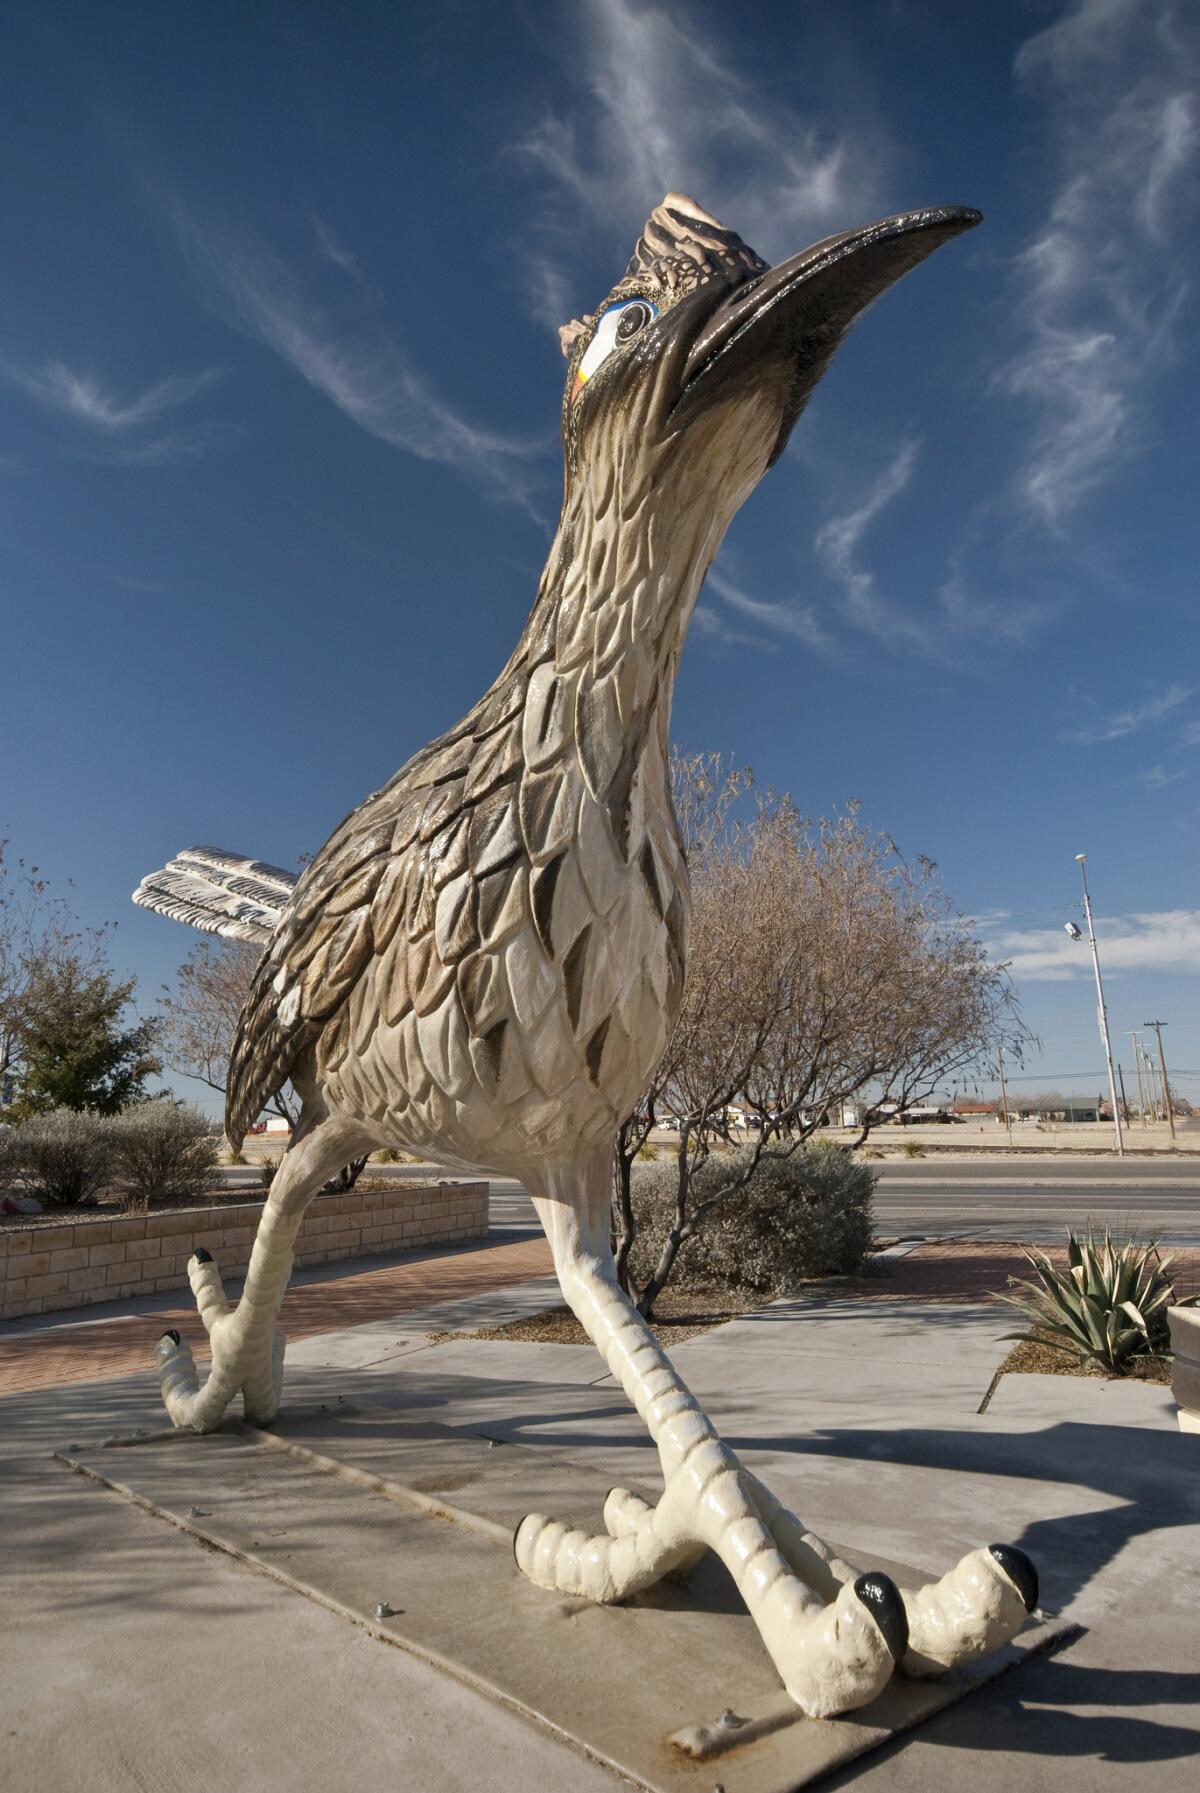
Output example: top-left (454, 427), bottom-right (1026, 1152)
top-left (983, 1372), bottom-right (1182, 1428)
top-left (416, 1336), bottom-right (610, 1385)
top-left (282, 1275), bottom-right (561, 1373)
top-left (4, 1275), bottom-right (1199, 1793)
top-left (2, 1415), bottom-right (622, 1793)
top-left (53, 1409), bottom-right (1065, 1793)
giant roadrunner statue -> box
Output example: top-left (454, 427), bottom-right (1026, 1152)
top-left (135, 196), bottom-right (1037, 1717)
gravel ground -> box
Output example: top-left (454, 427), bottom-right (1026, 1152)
top-left (426, 1283), bottom-right (769, 1346)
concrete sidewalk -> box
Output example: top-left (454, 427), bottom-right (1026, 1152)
top-left (3, 1272), bottom-right (1197, 1792)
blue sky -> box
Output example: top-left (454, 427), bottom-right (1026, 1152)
top-left (2, 0), bottom-right (1197, 1115)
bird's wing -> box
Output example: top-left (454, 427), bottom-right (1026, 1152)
top-left (225, 668), bottom-right (528, 1141)
top-left (132, 847), bottom-right (298, 945)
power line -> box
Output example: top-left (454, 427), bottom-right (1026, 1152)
top-left (975, 1061), bottom-right (1198, 1075)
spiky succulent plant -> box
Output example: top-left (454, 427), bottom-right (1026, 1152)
top-left (998, 1225), bottom-right (1197, 1374)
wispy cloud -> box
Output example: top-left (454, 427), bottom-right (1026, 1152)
top-left (1133, 764), bottom-right (1188, 790)
top-left (163, 197), bottom-right (549, 515)
top-left (813, 439), bottom-right (926, 644)
top-left (706, 566), bottom-right (832, 654)
top-left (999, 0), bottom-right (1198, 524)
top-left (990, 908), bottom-right (1200, 981)
top-left (0, 356), bottom-right (220, 463)
top-left (1061, 683), bottom-right (1192, 744)
top-left (310, 213), bottom-right (367, 284)
top-left (515, 0), bottom-right (883, 324)
top-left (690, 602), bottom-right (759, 652)
top-left (937, 555), bottom-right (1058, 646)
top-left (0, 361), bottom-right (215, 431)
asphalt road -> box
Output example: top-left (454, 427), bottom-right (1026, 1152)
top-left (870, 1157), bottom-right (1200, 1245)
top-left (485, 1159), bottom-right (1200, 1244)
top-left (218, 1154), bottom-right (1200, 1247)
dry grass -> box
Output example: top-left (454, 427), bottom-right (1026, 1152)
top-left (997, 1336), bottom-right (1173, 1384)
top-left (427, 1283), bottom-right (767, 1347)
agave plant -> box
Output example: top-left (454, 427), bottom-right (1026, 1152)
top-left (997, 1225), bottom-right (1198, 1375)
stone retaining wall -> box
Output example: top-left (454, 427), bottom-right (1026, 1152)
top-left (0, 1180), bottom-right (488, 1321)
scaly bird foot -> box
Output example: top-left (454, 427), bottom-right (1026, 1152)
top-left (743, 1472), bottom-right (1037, 1679)
top-left (154, 1250), bottom-right (285, 1433)
top-left (899, 1543), bottom-right (1038, 1677)
top-left (514, 1460), bottom-right (906, 1718)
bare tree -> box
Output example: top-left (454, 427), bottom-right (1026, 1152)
top-left (159, 938), bottom-right (369, 1189)
top-left (160, 938), bottom-right (298, 1127)
top-left (614, 761), bottom-right (1029, 1315)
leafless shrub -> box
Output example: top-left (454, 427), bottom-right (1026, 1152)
top-left (108, 1102), bottom-right (220, 1214)
top-left (10, 1108), bottom-right (114, 1207)
top-left (629, 1146), bottom-right (874, 1297)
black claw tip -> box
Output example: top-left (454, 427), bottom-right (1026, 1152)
top-left (192, 1247), bottom-right (213, 1264)
top-left (161, 1329), bottom-right (181, 1346)
top-left (512, 1521), bottom-right (524, 1567)
top-left (854, 1571), bottom-right (909, 1661)
top-left (989, 1544), bottom-right (1038, 1613)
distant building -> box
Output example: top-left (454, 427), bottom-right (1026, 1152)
top-left (1011, 1095), bottom-right (1102, 1123)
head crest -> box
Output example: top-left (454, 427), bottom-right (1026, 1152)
top-left (558, 193), bottom-right (767, 357)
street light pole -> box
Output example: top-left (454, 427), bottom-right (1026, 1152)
top-left (1144, 1020), bottom-right (1176, 1143)
top-left (1075, 854), bottom-right (1124, 1156)
top-left (997, 1043), bottom-right (1013, 1146)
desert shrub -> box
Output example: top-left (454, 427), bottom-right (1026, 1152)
top-left (375, 1147), bottom-right (400, 1164)
top-left (108, 1102), bottom-right (220, 1214)
top-left (901, 1139), bottom-right (925, 1158)
top-left (629, 1145), bottom-right (875, 1298)
top-left (10, 1107), bottom-right (115, 1207)
top-left (0, 1124), bottom-right (20, 1193)
top-left (998, 1226), bottom-right (1198, 1374)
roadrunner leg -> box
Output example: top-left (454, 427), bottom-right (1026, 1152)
top-left (603, 1471), bottom-right (1037, 1679)
top-left (154, 1111), bottom-right (370, 1434)
top-left (513, 1146), bottom-right (1036, 1713)
top-left (515, 1148), bottom-right (904, 1719)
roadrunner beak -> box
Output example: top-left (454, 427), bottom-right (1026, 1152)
top-left (671, 204), bottom-right (982, 461)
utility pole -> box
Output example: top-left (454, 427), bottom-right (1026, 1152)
top-left (1131, 1030), bottom-right (1147, 1127)
top-left (1075, 854), bottom-right (1124, 1156)
top-left (1116, 1062), bottom-right (1130, 1128)
top-left (1142, 1041), bottom-right (1160, 1123)
top-left (1144, 1020), bottom-right (1176, 1143)
top-left (997, 1044), bottom-right (1013, 1146)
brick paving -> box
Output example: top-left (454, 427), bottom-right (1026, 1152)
top-left (0, 1234), bottom-right (553, 1398)
top-left (850, 1237), bottom-right (1200, 1305)
top-left (3, 1235), bottom-right (1196, 1398)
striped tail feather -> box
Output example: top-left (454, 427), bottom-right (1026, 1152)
top-left (132, 846), bottom-right (297, 944)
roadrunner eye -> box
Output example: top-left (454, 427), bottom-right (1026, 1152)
top-left (616, 300), bottom-right (654, 341)
top-left (576, 298), bottom-right (660, 389)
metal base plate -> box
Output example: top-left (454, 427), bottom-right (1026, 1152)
top-left (56, 1406), bottom-right (1071, 1793)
